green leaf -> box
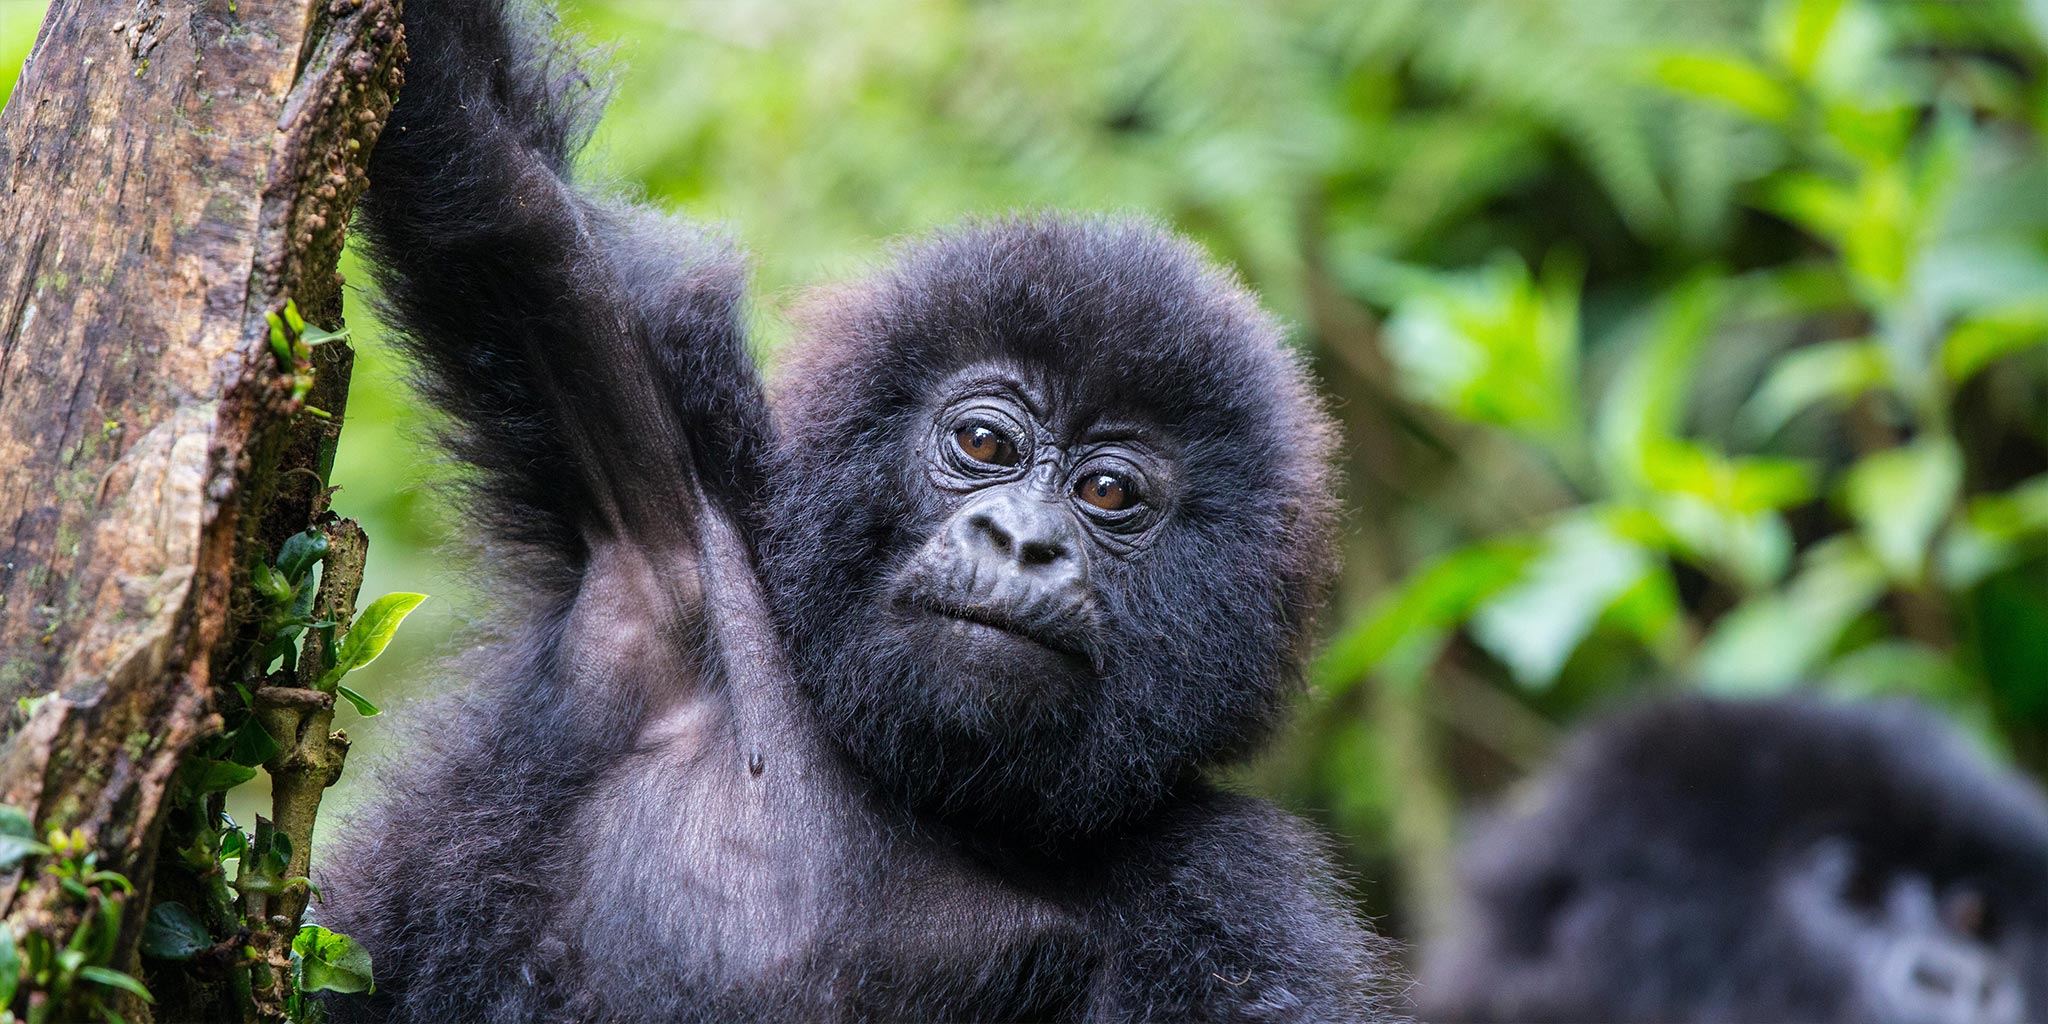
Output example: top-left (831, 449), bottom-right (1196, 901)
top-left (224, 718), bottom-right (281, 768)
top-left (0, 917), bottom-right (17, 1009)
top-left (266, 832), bottom-right (293, 874)
top-left (1382, 256), bottom-right (1582, 449)
top-left (218, 827), bottom-right (246, 863)
top-left (1314, 540), bottom-right (1538, 699)
top-left (193, 762), bottom-right (257, 794)
top-left (1938, 473), bottom-right (2048, 588)
top-left (316, 593), bottom-right (427, 692)
top-left (0, 805), bottom-right (47, 871)
top-left (266, 312), bottom-right (291, 365)
top-left (251, 562), bottom-right (292, 606)
top-left (276, 530), bottom-right (329, 584)
top-left (1696, 538), bottom-right (1888, 693)
top-left (1649, 51), bottom-right (1794, 123)
top-left (293, 926), bottom-right (374, 995)
top-left (301, 323), bottom-right (351, 346)
top-left (139, 903), bottom-right (212, 961)
top-left (1596, 275), bottom-right (1720, 492)
top-left (1735, 339), bottom-right (1888, 441)
top-left (335, 685), bottom-right (382, 718)
top-left (78, 966), bottom-right (153, 1003)
top-left (1471, 517), bottom-right (1655, 690)
top-left (1841, 440), bottom-right (1963, 583)
top-left (1941, 304), bottom-right (2048, 385)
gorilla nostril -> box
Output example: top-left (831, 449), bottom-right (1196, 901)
top-left (1020, 539), bottom-right (1064, 566)
top-left (969, 513), bottom-right (1013, 554)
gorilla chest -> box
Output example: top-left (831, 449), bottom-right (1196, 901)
top-left (569, 704), bottom-right (1091, 1014)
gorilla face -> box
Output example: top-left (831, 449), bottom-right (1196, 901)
top-left (763, 217), bottom-right (1338, 845)
top-left (1777, 837), bottom-right (2036, 1024)
top-left (885, 366), bottom-right (1174, 705)
top-left (1420, 696), bottom-right (2048, 1024)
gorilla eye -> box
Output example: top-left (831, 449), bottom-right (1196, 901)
top-left (953, 424), bottom-right (1019, 467)
top-left (1076, 473), bottom-right (1132, 511)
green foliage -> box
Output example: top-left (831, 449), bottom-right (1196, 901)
top-left (291, 927), bottom-right (374, 997)
top-left (8, 0), bottom-right (2034, 941)
top-left (1303, 0), bottom-right (2048, 894)
top-left (313, 593), bottom-right (426, 696)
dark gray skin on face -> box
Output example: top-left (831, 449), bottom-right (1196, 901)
top-left (317, 1), bottom-right (1398, 1021)
top-left (1419, 696), bottom-right (2048, 1024)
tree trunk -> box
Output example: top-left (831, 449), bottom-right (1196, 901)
top-left (0, 0), bottom-right (400, 1018)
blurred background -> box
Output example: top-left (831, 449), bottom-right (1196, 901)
top-left (5, 0), bottom-right (2046, 946)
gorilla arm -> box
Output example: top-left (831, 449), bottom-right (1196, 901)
top-left (356, 0), bottom-right (768, 614)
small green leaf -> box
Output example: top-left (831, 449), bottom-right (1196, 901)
top-left (316, 593), bottom-right (427, 691)
top-left (218, 827), bottom-right (246, 863)
top-left (266, 312), bottom-right (291, 364)
top-left (1735, 339), bottom-right (1888, 441)
top-left (301, 323), bottom-right (351, 346)
top-left (1942, 304), bottom-right (2048, 385)
top-left (194, 762), bottom-right (257, 794)
top-left (1471, 517), bottom-right (1654, 690)
top-left (0, 806), bottom-right (47, 871)
top-left (224, 718), bottom-right (281, 768)
top-left (293, 926), bottom-right (374, 995)
top-left (1841, 440), bottom-right (1963, 583)
top-left (1696, 538), bottom-right (1887, 693)
top-left (276, 530), bottom-right (329, 584)
top-left (140, 903), bottom-right (212, 961)
top-left (251, 563), bottom-right (292, 606)
top-left (335, 685), bottom-right (382, 718)
top-left (1649, 51), bottom-right (1794, 123)
top-left (78, 965), bottom-right (153, 1003)
top-left (0, 918), bottom-right (17, 1009)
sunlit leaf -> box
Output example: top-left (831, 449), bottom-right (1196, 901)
top-left (1735, 338), bottom-right (1888, 440)
top-left (77, 966), bottom-right (152, 1003)
top-left (294, 926), bottom-right (374, 995)
top-left (1382, 256), bottom-right (1582, 451)
top-left (1840, 439), bottom-right (1962, 583)
top-left (1941, 303), bottom-right (2048, 385)
top-left (1648, 51), bottom-right (1794, 123)
top-left (1471, 517), bottom-right (1654, 689)
top-left (1696, 538), bottom-right (1887, 693)
top-left (1313, 540), bottom-right (1538, 699)
top-left (335, 685), bottom-right (382, 718)
top-left (1938, 474), bottom-right (2048, 588)
top-left (316, 593), bottom-right (427, 692)
top-left (1596, 276), bottom-right (1721, 492)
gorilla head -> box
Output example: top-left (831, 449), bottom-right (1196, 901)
top-left (1420, 696), bottom-right (2048, 1024)
top-left (764, 216), bottom-right (1338, 845)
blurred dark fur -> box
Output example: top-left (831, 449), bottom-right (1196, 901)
top-left (1420, 696), bottom-right (2048, 1023)
top-left (319, 1), bottom-right (1395, 1020)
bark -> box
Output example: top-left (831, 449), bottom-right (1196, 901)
top-left (0, 0), bottom-right (401, 1018)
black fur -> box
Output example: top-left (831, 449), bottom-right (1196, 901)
top-left (1419, 696), bottom-right (2048, 1023)
top-left (322, 2), bottom-right (1394, 1021)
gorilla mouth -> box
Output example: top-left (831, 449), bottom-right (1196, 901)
top-left (896, 591), bottom-right (1092, 661)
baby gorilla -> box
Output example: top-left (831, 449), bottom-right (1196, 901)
top-left (1420, 696), bottom-right (2048, 1024)
top-left (320, 1), bottom-right (1394, 1021)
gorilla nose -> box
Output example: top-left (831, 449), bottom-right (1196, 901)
top-left (963, 496), bottom-right (1072, 570)
top-left (1898, 943), bottom-right (2021, 1024)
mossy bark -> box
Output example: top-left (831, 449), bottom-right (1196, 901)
top-left (0, 1), bottom-right (402, 1019)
